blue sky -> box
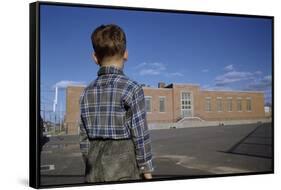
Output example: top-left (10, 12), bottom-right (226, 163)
top-left (40, 4), bottom-right (272, 117)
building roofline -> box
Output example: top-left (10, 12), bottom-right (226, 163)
top-left (200, 89), bottom-right (264, 94)
top-left (142, 86), bottom-right (172, 90)
top-left (67, 85), bottom-right (87, 88)
top-left (67, 84), bottom-right (264, 94)
top-left (171, 83), bottom-right (200, 86)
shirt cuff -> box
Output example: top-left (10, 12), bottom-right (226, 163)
top-left (138, 159), bottom-right (154, 173)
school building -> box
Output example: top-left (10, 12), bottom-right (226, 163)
top-left (64, 83), bottom-right (266, 135)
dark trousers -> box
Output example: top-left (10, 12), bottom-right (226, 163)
top-left (84, 139), bottom-right (141, 183)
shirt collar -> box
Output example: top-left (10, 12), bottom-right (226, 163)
top-left (97, 66), bottom-right (124, 76)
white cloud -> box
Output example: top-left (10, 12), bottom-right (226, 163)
top-left (139, 69), bottom-right (161, 76)
top-left (215, 71), bottom-right (254, 86)
top-left (215, 65), bottom-right (269, 87)
top-left (244, 75), bottom-right (272, 91)
top-left (201, 69), bottom-right (209, 73)
top-left (150, 62), bottom-right (166, 71)
top-left (202, 84), bottom-right (233, 91)
top-left (136, 62), bottom-right (165, 76)
top-left (210, 64), bottom-right (272, 103)
top-left (134, 62), bottom-right (147, 69)
top-left (254, 71), bottom-right (263, 75)
top-left (264, 75), bottom-right (272, 81)
top-left (165, 72), bottom-right (184, 77)
top-left (53, 80), bottom-right (86, 88)
top-left (136, 62), bottom-right (183, 77)
top-left (224, 64), bottom-right (234, 72)
top-left (244, 75), bottom-right (272, 104)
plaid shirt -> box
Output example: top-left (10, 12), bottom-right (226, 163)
top-left (79, 66), bottom-right (154, 173)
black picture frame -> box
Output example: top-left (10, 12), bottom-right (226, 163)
top-left (29, 1), bottom-right (274, 189)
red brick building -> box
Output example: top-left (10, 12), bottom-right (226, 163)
top-left (64, 83), bottom-right (266, 134)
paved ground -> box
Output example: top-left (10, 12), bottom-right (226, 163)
top-left (40, 122), bottom-right (273, 186)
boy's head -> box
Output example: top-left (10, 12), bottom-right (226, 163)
top-left (91, 24), bottom-right (128, 66)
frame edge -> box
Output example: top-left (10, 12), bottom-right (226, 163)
top-left (29, 1), bottom-right (40, 189)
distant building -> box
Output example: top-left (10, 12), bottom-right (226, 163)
top-left (64, 83), bottom-right (266, 135)
top-left (143, 83), bottom-right (265, 123)
top-left (64, 86), bottom-right (85, 135)
top-left (264, 106), bottom-right (272, 118)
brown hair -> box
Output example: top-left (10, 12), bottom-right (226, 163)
top-left (91, 24), bottom-right (126, 62)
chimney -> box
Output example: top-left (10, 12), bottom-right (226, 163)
top-left (158, 82), bottom-right (166, 88)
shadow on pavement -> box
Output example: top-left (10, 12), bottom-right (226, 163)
top-left (221, 123), bottom-right (272, 159)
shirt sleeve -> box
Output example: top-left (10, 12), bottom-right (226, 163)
top-left (126, 86), bottom-right (154, 173)
top-left (79, 90), bottom-right (90, 160)
top-left (79, 115), bottom-right (90, 158)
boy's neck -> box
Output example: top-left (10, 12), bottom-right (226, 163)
top-left (100, 58), bottom-right (124, 70)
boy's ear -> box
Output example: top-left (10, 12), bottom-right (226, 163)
top-left (123, 50), bottom-right (128, 61)
top-left (92, 52), bottom-right (99, 65)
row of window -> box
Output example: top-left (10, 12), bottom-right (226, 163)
top-left (205, 97), bottom-right (252, 112)
top-left (145, 95), bottom-right (253, 113)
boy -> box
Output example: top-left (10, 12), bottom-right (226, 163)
top-left (79, 24), bottom-right (154, 182)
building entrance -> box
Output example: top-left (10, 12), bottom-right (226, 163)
top-left (181, 91), bottom-right (193, 117)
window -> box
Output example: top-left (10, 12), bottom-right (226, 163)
top-left (217, 97), bottom-right (223, 112)
top-left (246, 98), bottom-right (252, 111)
top-left (226, 98), bottom-right (232, 112)
top-left (145, 96), bottom-right (152, 113)
top-left (237, 98), bottom-right (242, 111)
top-left (205, 97), bottom-right (211, 112)
top-left (181, 92), bottom-right (192, 117)
top-left (181, 92), bottom-right (192, 110)
top-left (159, 97), bottom-right (165, 112)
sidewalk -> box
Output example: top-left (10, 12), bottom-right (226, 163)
top-left (148, 118), bottom-right (272, 130)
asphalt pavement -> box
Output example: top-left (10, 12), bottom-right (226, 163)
top-left (40, 122), bottom-right (273, 186)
